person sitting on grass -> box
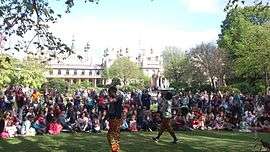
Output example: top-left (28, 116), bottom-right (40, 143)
top-left (66, 107), bottom-right (77, 131)
top-left (32, 112), bottom-right (47, 135)
top-left (129, 115), bottom-right (138, 132)
top-left (93, 116), bottom-right (101, 133)
top-left (239, 120), bottom-right (251, 132)
top-left (213, 113), bottom-right (224, 130)
top-left (0, 112), bottom-right (11, 139)
top-left (58, 111), bottom-right (72, 132)
top-left (48, 117), bottom-right (62, 135)
top-left (21, 115), bottom-right (36, 136)
top-left (4, 111), bottom-right (17, 137)
top-left (121, 115), bottom-right (129, 131)
top-left (75, 112), bottom-right (89, 132)
top-left (142, 108), bottom-right (153, 132)
top-left (205, 112), bottom-right (215, 130)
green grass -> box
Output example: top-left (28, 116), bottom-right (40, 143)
top-left (0, 131), bottom-right (269, 152)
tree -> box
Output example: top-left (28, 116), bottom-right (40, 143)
top-left (162, 47), bottom-right (207, 91)
top-left (188, 43), bottom-right (228, 89)
top-left (0, 54), bottom-right (17, 88)
top-left (104, 57), bottom-right (145, 85)
top-left (225, 0), bottom-right (268, 11)
top-left (218, 5), bottom-right (270, 93)
top-left (111, 78), bottom-right (121, 86)
top-left (0, 0), bottom-right (99, 59)
top-left (47, 78), bottom-right (68, 94)
top-left (0, 54), bottom-right (47, 88)
top-left (69, 81), bottom-right (93, 93)
top-left (163, 47), bottom-right (189, 86)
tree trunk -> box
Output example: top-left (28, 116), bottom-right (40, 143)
top-left (123, 77), bottom-right (127, 85)
top-left (210, 77), bottom-right (215, 90)
top-left (265, 68), bottom-right (269, 95)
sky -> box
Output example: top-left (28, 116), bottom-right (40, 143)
top-left (49, 0), bottom-right (227, 62)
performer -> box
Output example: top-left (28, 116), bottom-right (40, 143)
top-left (152, 90), bottom-right (178, 144)
top-left (107, 86), bottom-right (123, 152)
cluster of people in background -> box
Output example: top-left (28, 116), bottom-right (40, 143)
top-left (0, 85), bottom-right (269, 140)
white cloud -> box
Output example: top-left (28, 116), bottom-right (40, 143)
top-left (182, 0), bottom-right (223, 13)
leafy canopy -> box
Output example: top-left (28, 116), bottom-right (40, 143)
top-left (0, 54), bottom-right (47, 88)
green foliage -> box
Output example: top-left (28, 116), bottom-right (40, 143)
top-left (0, 54), bottom-right (16, 88)
top-left (101, 68), bottom-right (110, 79)
top-left (16, 57), bottom-right (47, 88)
top-left (111, 78), bottom-right (121, 86)
top-left (188, 43), bottom-right (228, 88)
top-left (163, 47), bottom-right (187, 81)
top-left (121, 85), bottom-right (137, 92)
top-left (163, 47), bottom-right (208, 92)
top-left (47, 78), bottom-right (68, 94)
top-left (0, 0), bottom-right (100, 57)
top-left (218, 5), bottom-right (270, 93)
top-left (231, 81), bottom-right (266, 95)
top-left (0, 54), bottom-right (46, 89)
top-left (219, 86), bottom-right (240, 95)
top-left (129, 76), bottom-right (150, 90)
top-left (68, 81), bottom-right (93, 93)
top-left (104, 57), bottom-right (146, 85)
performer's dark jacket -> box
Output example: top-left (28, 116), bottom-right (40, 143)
top-left (108, 93), bottom-right (123, 119)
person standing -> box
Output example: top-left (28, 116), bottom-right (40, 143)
top-left (107, 86), bottom-right (123, 152)
top-left (152, 90), bottom-right (178, 144)
top-left (142, 90), bottom-right (151, 110)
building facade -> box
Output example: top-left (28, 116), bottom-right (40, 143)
top-left (45, 40), bottom-right (104, 87)
top-left (46, 63), bottom-right (104, 87)
top-left (46, 37), bottom-right (169, 89)
top-left (102, 47), bottom-right (169, 89)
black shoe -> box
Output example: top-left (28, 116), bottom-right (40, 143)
top-left (152, 137), bottom-right (159, 142)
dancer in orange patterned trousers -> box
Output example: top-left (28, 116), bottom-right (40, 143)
top-left (107, 86), bottom-right (123, 152)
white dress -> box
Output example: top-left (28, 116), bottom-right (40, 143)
top-left (21, 120), bottom-right (36, 136)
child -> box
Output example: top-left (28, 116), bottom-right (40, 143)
top-left (0, 112), bottom-right (10, 139)
top-left (5, 112), bottom-right (17, 137)
top-left (21, 115), bottom-right (36, 136)
top-left (76, 112), bottom-right (89, 132)
top-left (93, 117), bottom-right (101, 133)
top-left (32, 112), bottom-right (47, 135)
top-left (48, 117), bottom-right (62, 135)
top-left (121, 117), bottom-right (129, 131)
top-left (129, 115), bottom-right (138, 132)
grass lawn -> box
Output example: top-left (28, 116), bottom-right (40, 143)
top-left (0, 131), bottom-right (269, 152)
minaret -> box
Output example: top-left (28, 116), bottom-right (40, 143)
top-left (84, 42), bottom-right (90, 52)
top-left (83, 42), bottom-right (91, 65)
top-left (71, 35), bottom-right (75, 52)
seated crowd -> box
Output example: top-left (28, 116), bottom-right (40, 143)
top-left (0, 86), bottom-right (269, 139)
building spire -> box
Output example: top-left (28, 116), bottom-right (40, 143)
top-left (84, 42), bottom-right (90, 52)
top-left (71, 34), bottom-right (75, 51)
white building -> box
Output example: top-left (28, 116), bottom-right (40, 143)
top-left (46, 37), bottom-right (169, 89)
top-left (46, 63), bottom-right (104, 87)
top-left (102, 47), bottom-right (169, 89)
top-left (45, 39), bottom-right (104, 87)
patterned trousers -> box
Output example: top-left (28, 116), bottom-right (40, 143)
top-left (107, 118), bottom-right (122, 152)
top-left (157, 118), bottom-right (177, 140)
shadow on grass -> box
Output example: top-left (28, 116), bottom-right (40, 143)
top-left (0, 131), bottom-right (269, 152)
